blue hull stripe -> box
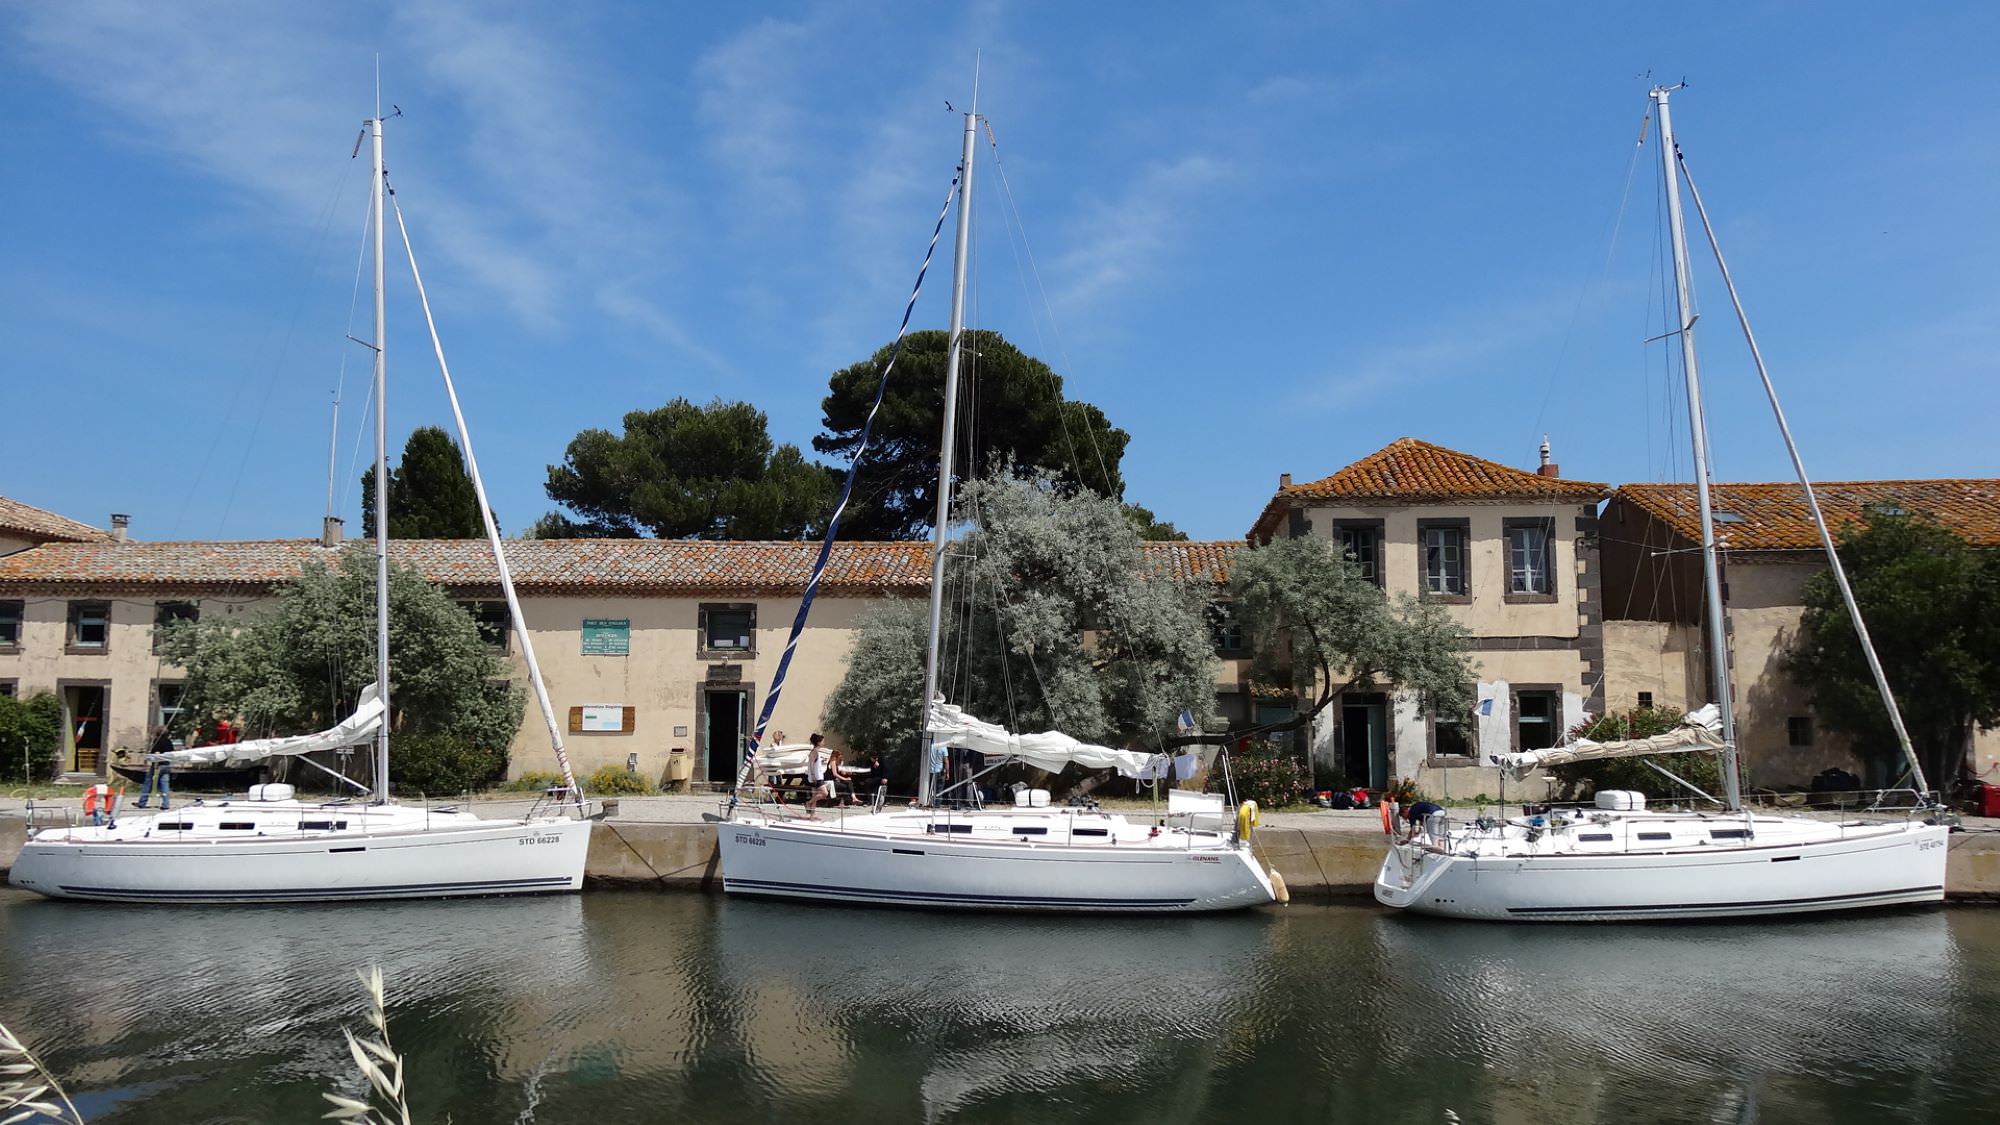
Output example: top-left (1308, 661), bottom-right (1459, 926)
top-left (52, 875), bottom-right (575, 902)
top-left (726, 875), bottom-right (1195, 909)
top-left (1505, 884), bottom-right (1943, 916)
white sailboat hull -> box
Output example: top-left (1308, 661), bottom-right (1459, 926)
top-left (719, 809), bottom-right (1276, 913)
top-left (7, 801), bottom-right (591, 904)
top-left (1373, 815), bottom-right (1949, 922)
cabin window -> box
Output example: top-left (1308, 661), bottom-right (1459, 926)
top-left (1504, 519), bottom-right (1554, 597)
top-left (1011, 826), bottom-right (1049, 836)
top-left (1579, 833), bottom-right (1615, 842)
top-left (701, 603), bottom-right (756, 653)
top-left (459, 601), bottom-right (512, 654)
top-left (67, 601), bottom-right (110, 653)
top-left (1418, 521), bottom-right (1469, 598)
top-left (219, 822), bottom-right (256, 830)
top-left (153, 601), bottom-right (198, 653)
top-left (1637, 831), bottom-right (1672, 841)
top-left (1710, 828), bottom-right (1751, 840)
top-left (1073, 827), bottom-right (1110, 838)
top-left (0, 600), bottom-right (22, 649)
top-left (1515, 690), bottom-right (1560, 751)
top-left (1335, 521), bottom-right (1384, 587)
top-left (1787, 716), bottom-right (1814, 747)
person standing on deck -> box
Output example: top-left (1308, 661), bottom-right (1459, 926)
top-left (134, 724), bottom-right (174, 811)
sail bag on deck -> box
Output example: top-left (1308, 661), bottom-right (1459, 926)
top-left (156, 684), bottom-right (386, 768)
top-left (926, 700), bottom-right (1162, 776)
top-left (1492, 703), bottom-right (1725, 780)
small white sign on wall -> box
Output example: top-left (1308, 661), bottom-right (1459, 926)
top-left (579, 705), bottom-right (626, 732)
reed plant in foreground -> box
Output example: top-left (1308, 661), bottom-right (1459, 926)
top-left (0, 1018), bottom-right (84, 1125)
top-left (321, 965), bottom-right (413, 1125)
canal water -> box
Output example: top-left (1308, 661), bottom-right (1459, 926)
top-left (0, 890), bottom-right (1993, 1124)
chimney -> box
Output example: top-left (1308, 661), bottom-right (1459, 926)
top-left (1279, 472), bottom-right (1293, 489)
top-left (1536, 435), bottom-right (1560, 478)
top-left (109, 513), bottom-right (130, 542)
top-left (321, 515), bottom-right (345, 548)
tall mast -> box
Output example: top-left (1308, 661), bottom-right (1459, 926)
top-left (917, 110), bottom-right (979, 807)
top-left (1652, 84), bottom-right (1743, 812)
top-left (369, 111), bottom-right (392, 805)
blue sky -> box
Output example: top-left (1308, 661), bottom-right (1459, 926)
top-left (4, 2), bottom-right (1996, 543)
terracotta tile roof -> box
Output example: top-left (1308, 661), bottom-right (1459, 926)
top-left (0, 539), bottom-right (933, 596)
top-left (1250, 438), bottom-right (1608, 540)
top-left (0, 495), bottom-right (114, 544)
top-left (0, 537), bottom-right (1243, 595)
top-left (1614, 480), bottom-right (2000, 552)
top-left (1143, 540), bottom-right (1241, 583)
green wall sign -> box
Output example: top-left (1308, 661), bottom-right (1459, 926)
top-left (581, 618), bottom-right (630, 656)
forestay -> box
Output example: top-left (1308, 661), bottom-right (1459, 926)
top-left (927, 700), bottom-right (1161, 776)
top-left (157, 684), bottom-right (385, 768)
top-left (1492, 703), bottom-right (1724, 780)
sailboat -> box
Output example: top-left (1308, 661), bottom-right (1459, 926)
top-left (1373, 85), bottom-right (1951, 921)
top-left (7, 108), bottom-right (592, 904)
top-left (714, 109), bottom-right (1279, 913)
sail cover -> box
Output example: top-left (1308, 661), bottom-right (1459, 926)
top-left (1493, 704), bottom-right (1725, 779)
top-left (156, 685), bottom-right (385, 768)
top-left (927, 700), bottom-right (1162, 776)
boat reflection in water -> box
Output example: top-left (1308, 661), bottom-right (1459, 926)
top-left (2, 894), bottom-right (1996, 1124)
top-left (1361, 909), bottom-right (1969, 1124)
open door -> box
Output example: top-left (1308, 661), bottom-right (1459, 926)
top-left (703, 688), bottom-right (748, 784)
top-left (63, 685), bottom-right (107, 775)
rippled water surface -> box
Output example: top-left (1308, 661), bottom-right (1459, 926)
top-left (2, 890), bottom-right (1995, 1124)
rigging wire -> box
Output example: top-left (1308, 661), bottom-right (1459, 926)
top-left (170, 161), bottom-right (358, 538)
top-left (1530, 92), bottom-right (1654, 436)
top-left (982, 129), bottom-right (1115, 497)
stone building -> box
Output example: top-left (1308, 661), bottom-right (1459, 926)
top-left (1248, 438), bottom-right (1608, 795)
top-left (0, 524), bottom-right (1249, 787)
top-left (1600, 477), bottom-right (2000, 789)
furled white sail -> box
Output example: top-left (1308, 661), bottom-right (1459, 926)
top-left (157, 685), bottom-right (385, 768)
top-left (927, 700), bottom-right (1161, 776)
top-left (1493, 703), bottom-right (1725, 779)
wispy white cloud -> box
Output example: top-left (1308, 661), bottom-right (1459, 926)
top-left (1049, 154), bottom-right (1232, 312)
top-left (693, 17), bottom-right (815, 219)
top-left (1297, 293), bottom-right (1576, 412)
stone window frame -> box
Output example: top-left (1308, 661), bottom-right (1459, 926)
top-left (0, 679), bottom-right (17, 698)
top-left (1333, 519), bottom-right (1386, 589)
top-left (1511, 683), bottom-right (1564, 752)
top-left (0, 599), bottom-right (22, 653)
top-left (1416, 518), bottom-right (1471, 604)
top-left (458, 600), bottom-right (513, 656)
top-left (1425, 707), bottom-right (1480, 768)
top-left (153, 678), bottom-right (189, 745)
top-left (698, 602), bottom-right (758, 658)
top-left (1207, 602), bottom-right (1246, 656)
top-left (1502, 517), bottom-right (1559, 603)
top-left (1787, 715), bottom-right (1815, 748)
top-left (152, 600), bottom-right (199, 655)
top-left (66, 600), bottom-right (112, 656)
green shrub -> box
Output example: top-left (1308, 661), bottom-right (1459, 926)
top-left (585, 764), bottom-right (655, 796)
top-left (1547, 708), bottom-right (1725, 801)
top-left (0, 692), bottom-right (62, 785)
top-left (503, 770), bottom-right (568, 793)
top-left (1210, 743), bottom-right (1308, 808)
top-left (390, 732), bottom-right (509, 798)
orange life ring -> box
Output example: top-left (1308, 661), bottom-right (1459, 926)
top-left (84, 784), bottom-right (112, 815)
top-left (1380, 800), bottom-right (1394, 836)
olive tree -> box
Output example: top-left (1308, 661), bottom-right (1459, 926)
top-left (825, 469), bottom-right (1217, 776)
top-left (159, 552), bottom-right (524, 793)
